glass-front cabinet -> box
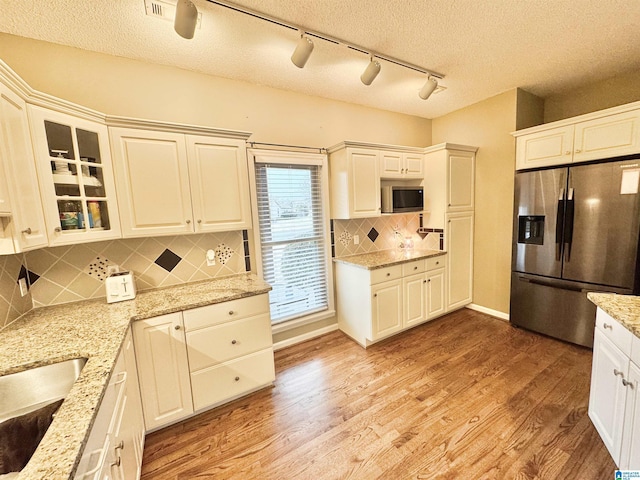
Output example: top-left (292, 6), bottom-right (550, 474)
top-left (28, 106), bottom-right (120, 245)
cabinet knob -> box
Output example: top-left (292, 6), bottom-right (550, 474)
top-left (386, 273), bottom-right (390, 277)
top-left (373, 293), bottom-right (377, 298)
top-left (436, 261), bottom-right (440, 265)
top-left (603, 323), bottom-right (613, 330)
top-left (197, 219), bottom-right (202, 224)
top-left (228, 310), bottom-right (234, 315)
top-left (174, 324), bottom-right (181, 330)
top-left (231, 339), bottom-right (237, 345)
top-left (623, 379), bottom-right (634, 388)
top-left (575, 149), bottom-right (582, 153)
top-left (423, 280), bottom-right (427, 284)
top-left (186, 219), bottom-right (191, 224)
top-left (614, 368), bottom-right (624, 377)
top-left (21, 227), bottom-right (32, 235)
top-left (234, 376), bottom-right (240, 382)
top-left (564, 151), bottom-right (571, 155)
top-left (414, 266), bottom-right (418, 270)
top-left (54, 227), bottom-right (62, 233)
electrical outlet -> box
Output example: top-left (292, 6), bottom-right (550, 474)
top-left (353, 235), bottom-right (360, 245)
top-left (206, 249), bottom-right (216, 266)
top-left (18, 278), bottom-right (28, 297)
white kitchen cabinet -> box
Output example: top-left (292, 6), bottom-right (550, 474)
top-left (75, 328), bottom-right (143, 480)
top-left (403, 272), bottom-right (427, 328)
top-left (515, 107), bottom-right (640, 170)
top-left (426, 255), bottom-right (446, 319)
top-left (28, 105), bottom-right (121, 246)
top-left (372, 278), bottom-right (403, 340)
top-left (446, 211), bottom-right (474, 310)
top-left (132, 312), bottom-right (194, 431)
top-left (447, 151), bottom-right (475, 212)
top-left (380, 151), bottom-right (424, 179)
top-left (0, 83), bottom-right (48, 253)
top-left (109, 125), bottom-right (252, 237)
top-left (589, 308), bottom-right (639, 469)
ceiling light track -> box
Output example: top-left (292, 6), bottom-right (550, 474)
top-left (204, 0), bottom-right (445, 80)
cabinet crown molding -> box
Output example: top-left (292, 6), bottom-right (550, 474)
top-left (423, 143), bottom-right (479, 154)
top-left (512, 99), bottom-right (640, 138)
top-left (327, 141), bottom-right (424, 154)
top-left (106, 116), bottom-right (252, 139)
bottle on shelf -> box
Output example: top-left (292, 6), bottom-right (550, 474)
top-left (59, 200), bottom-right (79, 230)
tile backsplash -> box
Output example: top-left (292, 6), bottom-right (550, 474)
top-left (0, 253), bottom-right (33, 328)
top-left (332, 213), bottom-right (443, 258)
top-left (24, 231), bottom-right (246, 308)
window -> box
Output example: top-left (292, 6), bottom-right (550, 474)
top-left (251, 151), bottom-right (332, 325)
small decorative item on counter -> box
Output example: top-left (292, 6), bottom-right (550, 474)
top-left (59, 201), bottom-right (79, 230)
top-left (87, 201), bottom-right (102, 228)
top-left (404, 237), bottom-right (414, 250)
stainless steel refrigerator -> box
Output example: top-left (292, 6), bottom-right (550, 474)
top-left (510, 158), bottom-right (640, 347)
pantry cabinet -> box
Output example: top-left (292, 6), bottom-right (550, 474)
top-left (446, 211), bottom-right (474, 310)
top-left (589, 308), bottom-right (640, 469)
top-left (515, 106), bottom-right (640, 170)
top-left (0, 83), bottom-right (48, 253)
top-left (109, 125), bottom-right (252, 237)
top-left (29, 105), bottom-right (121, 246)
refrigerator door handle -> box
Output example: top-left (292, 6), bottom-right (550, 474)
top-left (555, 188), bottom-right (565, 261)
top-left (564, 188), bottom-right (575, 262)
top-left (518, 274), bottom-right (587, 293)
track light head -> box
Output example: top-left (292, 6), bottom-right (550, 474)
top-left (419, 76), bottom-right (438, 100)
top-left (174, 0), bottom-right (198, 39)
top-left (360, 58), bottom-right (381, 86)
top-left (291, 35), bottom-right (314, 68)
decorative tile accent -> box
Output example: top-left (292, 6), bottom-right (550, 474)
top-left (155, 249), bottom-right (182, 272)
top-left (84, 255), bottom-right (113, 281)
top-left (215, 244), bottom-right (233, 265)
top-left (339, 231), bottom-right (352, 247)
top-left (367, 227), bottom-right (379, 243)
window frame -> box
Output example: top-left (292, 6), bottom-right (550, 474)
top-left (248, 148), bottom-right (335, 333)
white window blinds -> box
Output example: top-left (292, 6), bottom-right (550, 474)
top-left (254, 162), bottom-right (329, 324)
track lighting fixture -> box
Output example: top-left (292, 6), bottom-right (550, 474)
top-left (360, 57), bottom-right (381, 86)
top-left (419, 76), bottom-right (438, 100)
top-left (174, 0), bottom-right (198, 39)
top-left (291, 34), bottom-right (314, 68)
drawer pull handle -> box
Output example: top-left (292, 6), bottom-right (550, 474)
top-left (115, 441), bottom-right (124, 451)
top-left (623, 379), bottom-right (634, 389)
top-left (234, 376), bottom-right (240, 382)
top-left (414, 266), bottom-right (418, 270)
top-left (111, 457), bottom-right (121, 468)
top-left (229, 311), bottom-right (234, 315)
top-left (21, 227), bottom-right (32, 235)
top-left (603, 323), bottom-right (613, 330)
top-left (614, 369), bottom-right (624, 377)
top-left (231, 339), bottom-right (237, 345)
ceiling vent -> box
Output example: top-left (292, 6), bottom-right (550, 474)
top-left (144, 0), bottom-right (202, 28)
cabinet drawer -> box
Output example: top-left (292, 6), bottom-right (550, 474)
top-left (426, 255), bottom-right (446, 271)
top-left (190, 348), bottom-right (275, 411)
top-left (402, 260), bottom-right (425, 276)
top-left (183, 294), bottom-right (269, 331)
top-left (186, 313), bottom-right (272, 371)
top-left (596, 308), bottom-right (633, 356)
top-left (370, 265), bottom-right (403, 284)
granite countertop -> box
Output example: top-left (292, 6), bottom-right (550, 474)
top-left (0, 273), bottom-right (271, 480)
top-left (587, 292), bottom-right (640, 338)
top-left (333, 249), bottom-right (446, 270)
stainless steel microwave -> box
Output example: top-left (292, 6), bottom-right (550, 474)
top-left (381, 186), bottom-right (424, 213)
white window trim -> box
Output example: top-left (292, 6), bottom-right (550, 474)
top-left (247, 148), bottom-right (335, 331)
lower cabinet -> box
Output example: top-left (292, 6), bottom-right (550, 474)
top-left (132, 294), bottom-right (275, 432)
top-left (336, 255), bottom-right (447, 347)
top-left (75, 328), bottom-right (145, 480)
top-left (589, 308), bottom-right (640, 469)
top-left (446, 211), bottom-right (473, 310)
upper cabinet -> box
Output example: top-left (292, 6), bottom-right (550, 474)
top-left (515, 104), bottom-right (640, 170)
top-left (28, 105), bottom-right (121, 246)
top-left (328, 142), bottom-right (424, 219)
top-left (0, 83), bottom-right (48, 253)
top-left (109, 123), bottom-right (252, 238)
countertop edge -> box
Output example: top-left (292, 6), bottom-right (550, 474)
top-left (587, 292), bottom-right (640, 338)
top-left (333, 249), bottom-right (446, 270)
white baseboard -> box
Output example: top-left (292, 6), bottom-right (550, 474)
top-left (466, 303), bottom-right (509, 321)
top-left (273, 324), bottom-right (339, 351)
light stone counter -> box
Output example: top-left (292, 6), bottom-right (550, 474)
top-left (0, 273), bottom-right (271, 480)
top-left (587, 292), bottom-right (640, 338)
top-left (333, 248), bottom-right (446, 270)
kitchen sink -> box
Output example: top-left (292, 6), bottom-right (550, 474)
top-left (0, 357), bottom-right (87, 474)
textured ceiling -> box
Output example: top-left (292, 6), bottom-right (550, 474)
top-left (1, 0), bottom-right (640, 119)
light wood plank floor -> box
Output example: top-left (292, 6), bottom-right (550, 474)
top-left (141, 309), bottom-right (616, 479)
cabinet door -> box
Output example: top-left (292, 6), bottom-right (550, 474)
top-left (446, 212), bottom-right (473, 310)
top-left (403, 273), bottom-right (426, 328)
top-left (371, 279), bottom-right (402, 340)
top-left (0, 85), bottom-right (47, 251)
top-left (589, 330), bottom-right (629, 466)
top-left (426, 268), bottom-right (446, 319)
top-left (574, 111), bottom-right (640, 163)
top-left (29, 106), bottom-right (121, 245)
top-left (515, 126), bottom-right (574, 170)
top-left (447, 151), bottom-right (475, 211)
top-left (380, 151), bottom-right (403, 178)
top-left (186, 135), bottom-right (251, 232)
top-left (110, 128), bottom-right (193, 237)
top-left (132, 312), bottom-right (193, 431)
top-left (620, 361), bottom-right (640, 470)
top-left (349, 148), bottom-right (380, 218)
top-left (403, 153), bottom-right (424, 178)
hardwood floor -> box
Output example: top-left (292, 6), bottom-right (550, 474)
top-left (141, 309), bottom-right (616, 479)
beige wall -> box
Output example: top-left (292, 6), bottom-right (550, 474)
top-left (0, 34), bottom-right (431, 148)
top-left (544, 68), bottom-right (640, 123)
top-left (432, 90), bottom-right (518, 315)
